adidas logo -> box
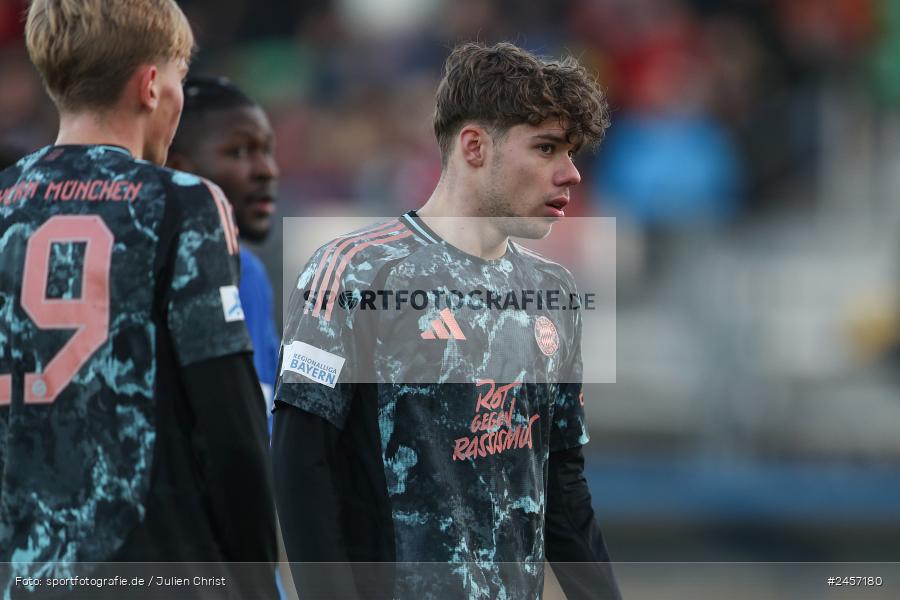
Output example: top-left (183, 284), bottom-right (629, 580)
top-left (421, 308), bottom-right (467, 340)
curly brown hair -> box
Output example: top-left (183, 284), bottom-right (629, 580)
top-left (433, 42), bottom-right (610, 165)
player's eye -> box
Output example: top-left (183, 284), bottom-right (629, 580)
top-left (537, 143), bottom-right (554, 155)
top-left (567, 149), bottom-right (576, 159)
top-left (225, 146), bottom-right (248, 159)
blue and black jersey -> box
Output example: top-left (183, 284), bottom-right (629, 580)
top-left (273, 211), bottom-right (618, 599)
top-left (0, 145), bottom-right (276, 597)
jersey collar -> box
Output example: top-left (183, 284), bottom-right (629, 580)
top-left (401, 210), bottom-right (441, 244)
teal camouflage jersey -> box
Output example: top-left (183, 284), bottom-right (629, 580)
top-left (0, 146), bottom-right (251, 580)
top-left (276, 212), bottom-right (589, 599)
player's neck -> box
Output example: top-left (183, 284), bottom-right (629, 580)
top-left (55, 111), bottom-right (145, 160)
top-left (417, 178), bottom-right (509, 260)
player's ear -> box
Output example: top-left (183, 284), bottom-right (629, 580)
top-left (136, 64), bottom-right (160, 111)
top-left (458, 125), bottom-right (487, 168)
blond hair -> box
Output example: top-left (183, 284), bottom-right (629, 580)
top-left (25, 0), bottom-right (194, 112)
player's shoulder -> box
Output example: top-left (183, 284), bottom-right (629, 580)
top-left (300, 217), bottom-right (426, 287)
top-left (148, 165), bottom-right (224, 205)
top-left (511, 241), bottom-right (578, 290)
top-left (0, 164), bottom-right (21, 188)
top-left (239, 246), bottom-right (268, 282)
top-left (0, 146), bottom-right (52, 186)
top-left (136, 166), bottom-right (239, 252)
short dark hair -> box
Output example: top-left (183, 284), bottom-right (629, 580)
top-left (169, 75), bottom-right (256, 155)
top-left (433, 42), bottom-right (610, 165)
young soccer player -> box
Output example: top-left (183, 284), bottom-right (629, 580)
top-left (167, 76), bottom-right (281, 425)
top-left (0, 1), bottom-right (276, 597)
top-left (273, 42), bottom-right (620, 599)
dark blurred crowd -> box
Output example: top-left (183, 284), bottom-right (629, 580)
top-left (0, 0), bottom-right (887, 226)
top-left (4, 1), bottom-right (900, 560)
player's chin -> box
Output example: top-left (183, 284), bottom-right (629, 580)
top-left (504, 216), bottom-right (555, 240)
top-left (240, 220), bottom-right (272, 243)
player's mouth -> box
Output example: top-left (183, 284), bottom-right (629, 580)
top-left (247, 193), bottom-right (276, 217)
top-left (543, 196), bottom-right (569, 218)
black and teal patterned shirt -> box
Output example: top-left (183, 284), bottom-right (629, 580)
top-left (0, 145), bottom-right (252, 579)
top-left (275, 211), bottom-right (589, 599)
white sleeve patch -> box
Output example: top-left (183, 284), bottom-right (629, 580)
top-left (220, 285), bottom-right (245, 322)
top-left (281, 341), bottom-right (346, 388)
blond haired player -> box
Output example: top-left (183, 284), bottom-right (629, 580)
top-left (0, 2), bottom-right (276, 597)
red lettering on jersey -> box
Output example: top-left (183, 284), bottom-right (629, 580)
top-left (474, 379), bottom-right (521, 412)
top-left (111, 181), bottom-right (126, 201)
top-left (45, 181), bottom-right (62, 200)
top-left (100, 179), bottom-right (117, 199)
top-left (127, 182), bottom-right (142, 201)
top-left (453, 379), bottom-right (539, 462)
top-left (38, 179), bottom-right (139, 202)
top-left (0, 181), bottom-right (38, 204)
top-left (75, 180), bottom-right (91, 199)
top-left (60, 180), bottom-right (78, 201)
top-left (88, 180), bottom-right (103, 200)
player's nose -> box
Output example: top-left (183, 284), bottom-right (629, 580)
top-left (555, 157), bottom-right (581, 187)
top-left (253, 152), bottom-right (279, 181)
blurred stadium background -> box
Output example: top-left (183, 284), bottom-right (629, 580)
top-left (4, 0), bottom-right (900, 596)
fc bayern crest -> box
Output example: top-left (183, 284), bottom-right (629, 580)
top-left (534, 316), bottom-right (559, 356)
